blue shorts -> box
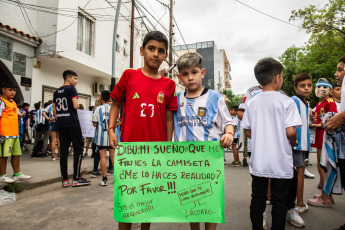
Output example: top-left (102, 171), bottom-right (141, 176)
top-left (49, 122), bottom-right (58, 132)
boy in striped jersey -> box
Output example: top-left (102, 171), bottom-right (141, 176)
top-left (32, 102), bottom-right (50, 157)
top-left (286, 73), bottom-right (313, 228)
top-left (173, 52), bottom-right (234, 230)
top-left (43, 100), bottom-right (60, 160)
top-left (228, 105), bottom-right (242, 167)
top-left (92, 90), bottom-right (114, 186)
top-left (0, 82), bottom-right (31, 183)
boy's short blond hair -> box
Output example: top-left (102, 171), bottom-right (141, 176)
top-left (176, 52), bottom-right (203, 72)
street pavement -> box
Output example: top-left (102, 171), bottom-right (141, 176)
top-left (0, 147), bottom-right (344, 230)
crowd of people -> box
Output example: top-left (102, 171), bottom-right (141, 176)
top-left (0, 30), bottom-right (344, 230)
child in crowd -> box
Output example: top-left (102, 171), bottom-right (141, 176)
top-left (108, 31), bottom-right (178, 230)
top-left (173, 52), bottom-right (234, 230)
top-left (29, 102), bottom-right (40, 139)
top-left (286, 73), bottom-right (313, 228)
top-left (53, 70), bottom-right (91, 188)
top-left (324, 55), bottom-right (345, 230)
top-left (22, 102), bottom-right (30, 143)
top-left (43, 100), bottom-right (60, 160)
top-left (0, 82), bottom-right (31, 183)
top-left (241, 57), bottom-right (302, 229)
top-left (92, 90), bottom-right (114, 186)
top-left (228, 105), bottom-right (241, 167)
top-left (32, 102), bottom-right (50, 157)
top-left (18, 105), bottom-right (24, 144)
top-left (330, 83), bottom-right (341, 112)
top-left (308, 78), bottom-right (337, 207)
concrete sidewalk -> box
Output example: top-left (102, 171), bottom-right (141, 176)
top-left (0, 144), bottom-right (95, 190)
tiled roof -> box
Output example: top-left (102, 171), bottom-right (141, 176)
top-left (0, 22), bottom-right (42, 43)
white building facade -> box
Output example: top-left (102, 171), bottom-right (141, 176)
top-left (0, 0), bottom-right (147, 108)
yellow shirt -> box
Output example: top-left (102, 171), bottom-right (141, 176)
top-left (0, 97), bottom-right (19, 137)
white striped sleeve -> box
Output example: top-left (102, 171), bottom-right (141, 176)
top-left (0, 99), bottom-right (5, 116)
top-left (215, 97), bottom-right (234, 132)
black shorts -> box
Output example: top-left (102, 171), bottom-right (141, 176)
top-left (233, 138), bottom-right (239, 145)
top-left (97, 145), bottom-right (113, 150)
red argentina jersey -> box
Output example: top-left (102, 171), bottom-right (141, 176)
top-left (111, 68), bottom-right (178, 142)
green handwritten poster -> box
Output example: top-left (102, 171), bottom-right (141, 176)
top-left (114, 141), bottom-right (224, 223)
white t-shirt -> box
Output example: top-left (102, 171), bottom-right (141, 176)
top-left (341, 79), bottom-right (345, 112)
top-left (241, 91), bottom-right (302, 179)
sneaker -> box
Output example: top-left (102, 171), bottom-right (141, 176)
top-left (307, 197), bottom-right (332, 208)
top-left (107, 169), bottom-right (114, 176)
top-left (243, 159), bottom-right (248, 167)
top-left (314, 194), bottom-right (335, 204)
top-left (304, 169), bottom-right (315, 178)
top-left (91, 171), bottom-right (102, 178)
top-left (99, 179), bottom-right (108, 186)
top-left (295, 203), bottom-right (309, 214)
top-left (228, 161), bottom-right (241, 167)
top-left (224, 159), bottom-right (227, 165)
top-left (72, 177), bottom-right (91, 187)
top-left (52, 157), bottom-right (56, 161)
top-left (263, 213), bottom-right (267, 230)
top-left (0, 175), bottom-right (15, 183)
top-left (84, 152), bottom-right (88, 157)
top-left (13, 173), bottom-right (31, 181)
top-left (287, 208), bottom-right (305, 227)
top-left (266, 195), bottom-right (271, 205)
top-left (62, 180), bottom-right (70, 188)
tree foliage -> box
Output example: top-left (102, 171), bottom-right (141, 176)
top-left (279, 0), bottom-right (345, 107)
top-left (224, 89), bottom-right (244, 110)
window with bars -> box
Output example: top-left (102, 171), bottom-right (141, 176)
top-left (77, 11), bottom-right (95, 56)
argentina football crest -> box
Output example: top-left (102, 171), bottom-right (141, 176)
top-left (198, 107), bottom-right (206, 117)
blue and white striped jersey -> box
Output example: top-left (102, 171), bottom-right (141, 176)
top-left (92, 104), bottom-right (111, 146)
top-left (234, 119), bottom-right (241, 139)
top-left (291, 96), bottom-right (311, 151)
top-left (35, 108), bottom-right (46, 125)
top-left (173, 88), bottom-right (234, 142)
top-left (44, 104), bottom-right (54, 120)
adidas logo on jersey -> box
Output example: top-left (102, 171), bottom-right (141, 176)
top-left (132, 92), bottom-right (140, 99)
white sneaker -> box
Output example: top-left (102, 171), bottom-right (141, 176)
top-left (287, 208), bottom-right (305, 228)
top-left (263, 212), bottom-right (267, 230)
top-left (0, 175), bottom-right (15, 183)
top-left (304, 169), bottom-right (315, 178)
top-left (13, 173), bottom-right (32, 181)
top-left (295, 203), bottom-right (309, 214)
top-left (99, 180), bottom-right (107, 186)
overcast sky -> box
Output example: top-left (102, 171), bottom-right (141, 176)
top-left (146, 0), bottom-right (329, 94)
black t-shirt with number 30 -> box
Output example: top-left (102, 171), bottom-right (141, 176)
top-left (53, 85), bottom-right (79, 128)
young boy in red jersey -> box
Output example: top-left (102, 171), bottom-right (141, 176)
top-left (109, 31), bottom-right (178, 230)
top-left (0, 82), bottom-right (31, 183)
top-left (308, 78), bottom-right (337, 207)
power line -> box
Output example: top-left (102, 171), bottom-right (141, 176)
top-left (15, 0), bottom-right (51, 50)
top-left (0, 0), bottom-right (131, 21)
top-left (234, 0), bottom-right (303, 29)
top-left (173, 16), bottom-right (189, 52)
top-left (40, 0), bottom-right (92, 38)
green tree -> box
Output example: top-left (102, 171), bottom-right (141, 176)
top-left (224, 89), bottom-right (244, 110)
top-left (279, 0), bottom-right (345, 107)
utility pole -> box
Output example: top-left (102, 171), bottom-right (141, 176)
top-left (111, 0), bottom-right (122, 91)
top-left (168, 0), bottom-right (173, 78)
top-left (130, 0), bottom-right (135, 68)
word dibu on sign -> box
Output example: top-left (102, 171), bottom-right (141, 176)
top-left (114, 141), bottom-right (224, 223)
